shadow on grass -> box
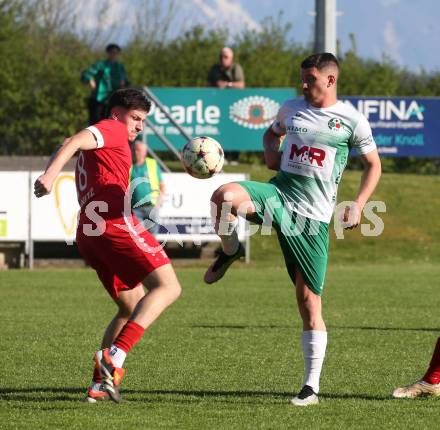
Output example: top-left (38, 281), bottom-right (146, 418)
top-left (0, 387), bottom-right (392, 403)
top-left (191, 324), bottom-right (292, 329)
top-left (0, 387), bottom-right (82, 402)
top-left (191, 324), bottom-right (440, 333)
top-left (330, 325), bottom-right (440, 333)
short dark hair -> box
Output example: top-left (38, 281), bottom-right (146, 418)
top-left (108, 88), bottom-right (151, 113)
top-left (301, 53), bottom-right (339, 70)
top-left (106, 43), bottom-right (121, 53)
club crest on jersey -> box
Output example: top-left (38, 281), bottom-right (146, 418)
top-left (328, 117), bottom-right (348, 131)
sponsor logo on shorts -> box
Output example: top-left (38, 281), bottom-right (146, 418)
top-left (229, 96), bottom-right (280, 129)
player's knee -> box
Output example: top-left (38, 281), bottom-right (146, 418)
top-left (211, 184), bottom-right (235, 206)
top-left (297, 294), bottom-right (320, 315)
top-left (169, 279), bottom-right (182, 302)
top-left (154, 278), bottom-right (181, 303)
top-left (210, 186), bottom-right (225, 207)
top-left (116, 286), bottom-right (145, 317)
top-left (117, 303), bottom-right (135, 319)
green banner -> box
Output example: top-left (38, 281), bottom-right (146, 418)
top-left (144, 87), bottom-right (296, 151)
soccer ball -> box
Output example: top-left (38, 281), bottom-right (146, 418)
top-left (181, 136), bottom-right (224, 179)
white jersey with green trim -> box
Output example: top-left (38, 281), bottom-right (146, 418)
top-left (271, 98), bottom-right (376, 223)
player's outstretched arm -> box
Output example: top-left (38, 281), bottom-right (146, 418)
top-left (343, 149), bottom-right (382, 229)
top-left (34, 130), bottom-right (97, 198)
top-left (263, 127), bottom-right (283, 171)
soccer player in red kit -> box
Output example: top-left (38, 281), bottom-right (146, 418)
top-left (393, 337), bottom-right (440, 398)
top-left (34, 89), bottom-right (181, 403)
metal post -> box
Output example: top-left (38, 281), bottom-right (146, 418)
top-left (244, 173), bottom-right (251, 263)
top-left (28, 171), bottom-right (34, 269)
top-left (141, 124), bottom-right (171, 172)
top-left (314, 0), bottom-right (337, 54)
top-left (144, 117), bottom-right (183, 161)
top-left (143, 87), bottom-right (193, 142)
top-left (245, 235), bottom-right (250, 264)
top-left (146, 146), bottom-right (172, 173)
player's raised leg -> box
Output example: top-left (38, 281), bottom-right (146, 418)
top-left (393, 337), bottom-right (440, 398)
top-left (204, 183), bottom-right (254, 284)
top-left (290, 268), bottom-right (327, 406)
top-left (99, 264), bottom-right (181, 403)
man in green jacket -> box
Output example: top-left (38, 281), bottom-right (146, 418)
top-left (81, 43), bottom-right (130, 125)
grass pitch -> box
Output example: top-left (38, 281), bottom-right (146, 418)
top-left (1, 170), bottom-right (440, 428)
top-left (1, 264), bottom-right (439, 429)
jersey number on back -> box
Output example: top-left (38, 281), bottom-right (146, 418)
top-left (77, 152), bottom-right (88, 192)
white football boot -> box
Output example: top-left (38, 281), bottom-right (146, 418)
top-left (290, 385), bottom-right (319, 406)
top-left (392, 379), bottom-right (440, 398)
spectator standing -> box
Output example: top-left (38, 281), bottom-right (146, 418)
top-left (81, 43), bottom-right (130, 125)
top-left (130, 138), bottom-right (165, 236)
top-left (208, 47), bottom-right (245, 89)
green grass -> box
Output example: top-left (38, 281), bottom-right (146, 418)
top-left (1, 169), bottom-right (440, 428)
top-left (1, 265), bottom-right (439, 429)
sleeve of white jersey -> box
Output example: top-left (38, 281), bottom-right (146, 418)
top-left (351, 114), bottom-right (377, 155)
top-left (85, 126), bottom-right (105, 148)
top-left (271, 102), bottom-right (290, 135)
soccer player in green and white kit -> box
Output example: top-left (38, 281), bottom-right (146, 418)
top-left (204, 53), bottom-right (382, 406)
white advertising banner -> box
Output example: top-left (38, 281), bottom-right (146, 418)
top-left (157, 173), bottom-right (247, 242)
top-left (28, 171), bottom-right (247, 243)
top-left (31, 171), bottom-right (80, 242)
top-left (0, 172), bottom-right (30, 241)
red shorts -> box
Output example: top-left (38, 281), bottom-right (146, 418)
top-left (76, 214), bottom-right (170, 300)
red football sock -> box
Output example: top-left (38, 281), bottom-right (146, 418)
top-left (423, 337), bottom-right (440, 385)
top-left (113, 321), bottom-right (145, 354)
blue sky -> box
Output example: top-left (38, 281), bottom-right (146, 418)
top-left (81, 0), bottom-right (440, 72)
top-left (185, 0), bottom-right (440, 72)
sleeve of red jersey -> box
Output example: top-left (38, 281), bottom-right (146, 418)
top-left (85, 120), bottom-right (129, 149)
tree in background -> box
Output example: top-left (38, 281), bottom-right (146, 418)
top-left (0, 0), bottom-right (92, 155)
top-left (1, 0), bottom-right (440, 158)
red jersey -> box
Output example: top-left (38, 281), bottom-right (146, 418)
top-left (75, 119), bottom-right (170, 298)
top-left (75, 119), bottom-right (131, 219)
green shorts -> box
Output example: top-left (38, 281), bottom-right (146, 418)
top-left (238, 180), bottom-right (329, 296)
